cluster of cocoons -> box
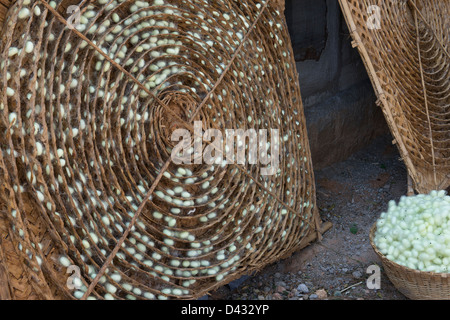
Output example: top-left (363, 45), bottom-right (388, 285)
top-left (0, 0), bottom-right (316, 300)
top-left (374, 190), bottom-right (450, 274)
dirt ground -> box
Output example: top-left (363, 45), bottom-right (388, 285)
top-left (214, 133), bottom-right (411, 300)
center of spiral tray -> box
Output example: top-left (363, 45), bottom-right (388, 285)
top-left (159, 92), bottom-right (200, 136)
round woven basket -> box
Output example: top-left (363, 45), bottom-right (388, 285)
top-left (370, 223), bottom-right (450, 300)
top-left (0, 0), bottom-right (326, 300)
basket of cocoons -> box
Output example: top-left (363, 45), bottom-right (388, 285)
top-left (0, 0), bottom-right (325, 300)
top-left (371, 190), bottom-right (450, 300)
top-left (338, 0), bottom-right (450, 194)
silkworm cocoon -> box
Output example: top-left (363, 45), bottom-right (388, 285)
top-left (135, 253), bottom-right (144, 261)
top-left (24, 41), bottom-right (34, 54)
top-left (104, 293), bottom-right (115, 300)
top-left (8, 112), bottom-right (17, 125)
top-left (64, 43), bottom-right (72, 53)
top-left (121, 283), bottom-right (132, 292)
top-left (181, 191), bottom-right (191, 198)
top-left (143, 292), bottom-right (155, 299)
top-left (178, 231), bottom-right (189, 239)
top-left (132, 287), bottom-right (142, 295)
top-left (56, 148), bottom-right (64, 158)
top-left (198, 260), bottom-right (209, 267)
top-left (152, 252), bottom-right (162, 260)
top-left (164, 238), bottom-right (174, 246)
top-left (161, 288), bottom-right (172, 295)
top-left (36, 190), bottom-right (45, 202)
top-left (90, 233), bottom-right (99, 244)
top-left (173, 186), bottom-right (184, 194)
top-left (101, 216), bottom-right (110, 226)
top-left (82, 240), bottom-right (90, 249)
top-left (207, 212), bottom-right (217, 219)
top-left (153, 211), bottom-right (163, 219)
top-left (70, 78), bottom-right (78, 89)
top-left (183, 200), bottom-right (193, 207)
top-left (155, 191), bottom-right (165, 199)
top-left (112, 13), bottom-right (120, 23)
top-left (187, 250), bottom-right (199, 257)
top-left (143, 260), bottom-right (153, 267)
top-left (216, 254), bottom-right (225, 260)
top-left (135, 243), bottom-right (146, 253)
top-left (170, 259), bottom-right (180, 267)
top-left (59, 256), bottom-right (71, 267)
top-left (207, 268), bottom-right (218, 275)
top-left (167, 218), bottom-right (176, 228)
top-left (202, 181), bottom-right (210, 189)
top-left (18, 8), bottom-right (31, 19)
top-left (6, 87), bottom-right (15, 96)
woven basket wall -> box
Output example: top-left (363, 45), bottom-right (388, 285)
top-left (0, 0), bottom-right (322, 300)
top-left (338, 0), bottom-right (450, 194)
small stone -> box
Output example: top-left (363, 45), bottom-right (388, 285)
top-left (274, 272), bottom-right (281, 278)
top-left (276, 281), bottom-right (287, 287)
top-left (297, 283), bottom-right (309, 294)
top-left (333, 290), bottom-right (342, 297)
top-left (309, 294), bottom-right (318, 300)
top-left (289, 289), bottom-right (298, 298)
top-left (276, 286), bottom-right (286, 293)
top-left (352, 271), bottom-right (363, 279)
top-left (258, 295), bottom-right (265, 300)
top-left (277, 281), bottom-right (287, 287)
top-left (315, 289), bottom-right (327, 299)
top-left (272, 293), bottom-right (282, 300)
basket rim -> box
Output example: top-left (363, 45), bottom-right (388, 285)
top-left (369, 222), bottom-right (450, 278)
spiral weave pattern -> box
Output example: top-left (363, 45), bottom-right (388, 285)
top-left (0, 0), bottom-right (318, 300)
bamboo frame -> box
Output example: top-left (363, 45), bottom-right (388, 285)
top-left (339, 0), bottom-right (450, 194)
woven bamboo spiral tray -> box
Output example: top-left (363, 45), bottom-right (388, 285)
top-left (0, 0), bottom-right (324, 300)
top-left (339, 0), bottom-right (450, 194)
top-left (370, 224), bottom-right (450, 300)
